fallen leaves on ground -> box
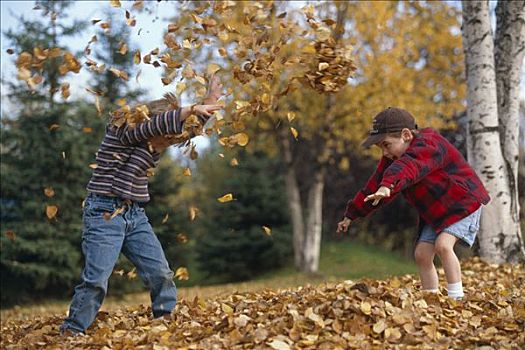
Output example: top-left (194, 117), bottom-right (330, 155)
top-left (1, 258), bottom-right (523, 349)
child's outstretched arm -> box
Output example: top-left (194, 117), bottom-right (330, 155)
top-left (344, 157), bottom-right (398, 221)
top-left (113, 104), bottom-right (222, 147)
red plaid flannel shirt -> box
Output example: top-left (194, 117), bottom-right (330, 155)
top-left (344, 128), bottom-right (490, 233)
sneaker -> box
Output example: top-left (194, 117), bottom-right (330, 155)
top-left (60, 328), bottom-right (84, 337)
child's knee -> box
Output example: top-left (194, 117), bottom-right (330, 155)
top-left (414, 248), bottom-right (433, 266)
top-left (434, 240), bottom-right (454, 256)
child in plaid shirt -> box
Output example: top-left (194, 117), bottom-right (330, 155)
top-left (337, 107), bottom-right (490, 300)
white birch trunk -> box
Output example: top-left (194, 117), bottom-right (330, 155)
top-left (461, 0), bottom-right (524, 263)
top-left (280, 129), bottom-right (305, 269)
top-left (494, 0), bottom-right (525, 262)
top-left (303, 169), bottom-right (325, 274)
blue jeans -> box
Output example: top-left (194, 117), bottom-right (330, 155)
top-left (61, 193), bottom-right (177, 333)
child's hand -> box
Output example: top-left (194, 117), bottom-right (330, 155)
top-left (336, 217), bottom-right (352, 234)
top-left (202, 74), bottom-right (223, 104)
top-left (364, 186), bottom-right (391, 206)
top-left (192, 104), bottom-right (223, 118)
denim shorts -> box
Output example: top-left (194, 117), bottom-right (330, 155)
top-left (418, 207), bottom-right (482, 247)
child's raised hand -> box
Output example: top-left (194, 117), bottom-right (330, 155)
top-left (364, 186), bottom-right (391, 206)
top-left (193, 104), bottom-right (223, 118)
top-left (202, 74), bottom-right (224, 104)
top-left (336, 217), bottom-right (352, 234)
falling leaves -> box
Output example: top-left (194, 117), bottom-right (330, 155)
top-left (188, 206), bottom-right (199, 221)
top-left (290, 127), bottom-right (299, 140)
top-left (262, 226), bottom-right (272, 236)
top-left (45, 205), bottom-right (58, 220)
top-left (43, 187), bottom-right (55, 198)
top-left (5, 230), bottom-right (16, 242)
top-left (175, 267), bottom-right (189, 280)
top-left (217, 193), bottom-right (234, 203)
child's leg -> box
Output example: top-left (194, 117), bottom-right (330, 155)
top-left (414, 242), bottom-right (439, 291)
top-left (122, 205), bottom-right (177, 318)
top-left (61, 216), bottom-right (125, 333)
top-left (435, 232), bottom-right (463, 299)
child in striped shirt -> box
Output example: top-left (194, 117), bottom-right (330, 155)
top-left (60, 77), bottom-right (223, 335)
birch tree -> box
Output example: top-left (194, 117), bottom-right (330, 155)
top-left (461, 0), bottom-right (525, 263)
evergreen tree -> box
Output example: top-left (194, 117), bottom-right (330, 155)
top-left (0, 1), bottom-right (103, 306)
top-left (194, 149), bottom-right (291, 282)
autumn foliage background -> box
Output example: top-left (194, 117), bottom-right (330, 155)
top-left (0, 1), bottom-right (524, 348)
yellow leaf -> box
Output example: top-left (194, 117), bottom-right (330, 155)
top-left (89, 163), bottom-right (98, 169)
top-left (230, 158), bottom-right (239, 167)
top-left (127, 268), bottom-right (137, 280)
top-left (44, 187), bottom-right (55, 198)
top-left (176, 82), bottom-right (187, 95)
top-left (133, 50), bottom-right (141, 64)
top-left (373, 319), bottom-right (387, 334)
top-left (83, 127), bottom-right (92, 133)
top-left (183, 167), bottom-right (192, 176)
top-left (175, 267), bottom-right (189, 280)
top-left (221, 303), bottom-right (234, 314)
top-left (46, 205), bottom-right (58, 220)
top-left (207, 63), bottom-right (221, 76)
top-left (189, 206), bottom-right (199, 221)
top-left (360, 301), bottom-right (372, 315)
top-left (287, 112), bottom-right (296, 122)
top-left (161, 213), bottom-right (169, 224)
top-left (262, 226), bottom-right (272, 236)
top-left (110, 0), bottom-right (121, 7)
top-left (217, 193), bottom-right (234, 203)
top-left (235, 132), bottom-right (249, 146)
top-left (118, 42), bottom-right (128, 55)
top-left (318, 62), bottom-right (330, 71)
top-left (176, 233), bottom-right (188, 243)
top-left (290, 127), bottom-right (299, 140)
top-left (48, 124), bottom-right (60, 131)
top-left (195, 76), bottom-right (207, 85)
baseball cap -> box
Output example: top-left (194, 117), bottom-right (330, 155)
top-left (361, 107), bottom-right (418, 148)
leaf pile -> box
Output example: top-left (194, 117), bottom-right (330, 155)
top-left (1, 258), bottom-right (523, 349)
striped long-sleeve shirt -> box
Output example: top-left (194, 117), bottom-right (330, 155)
top-left (86, 108), bottom-right (185, 202)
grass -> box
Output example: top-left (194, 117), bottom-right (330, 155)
top-left (1, 239), bottom-right (417, 321)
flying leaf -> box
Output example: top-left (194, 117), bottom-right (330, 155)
top-left (290, 127), bottom-right (299, 140)
top-left (48, 124), bottom-right (60, 131)
top-left (5, 230), bottom-right (16, 242)
top-left (44, 187), bottom-right (55, 198)
top-left (83, 127), bottom-right (93, 133)
top-left (60, 83), bottom-right (70, 99)
top-left (175, 267), bottom-right (189, 280)
top-left (287, 111), bottom-right (296, 122)
top-left (118, 42), bottom-right (128, 55)
top-left (207, 63), bottom-right (221, 75)
top-left (183, 167), bottom-right (192, 176)
top-left (230, 158), bottom-right (239, 167)
top-left (133, 50), bottom-right (141, 64)
top-left (127, 268), bottom-right (137, 280)
top-left (176, 82), bottom-right (187, 95)
top-left (234, 132), bottom-right (249, 146)
top-left (217, 193), bottom-right (234, 203)
top-left (176, 233), bottom-right (188, 244)
top-left (161, 213), bottom-right (169, 224)
top-left (262, 226), bottom-right (272, 236)
top-left (110, 0), bottom-right (121, 8)
top-left (189, 206), bottom-right (199, 221)
top-left (46, 205), bottom-right (58, 220)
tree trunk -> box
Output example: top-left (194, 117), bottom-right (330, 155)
top-left (494, 0), bottom-right (525, 262)
top-left (280, 128), bottom-right (305, 269)
top-left (461, 0), bottom-right (525, 263)
top-left (303, 168), bottom-right (325, 273)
